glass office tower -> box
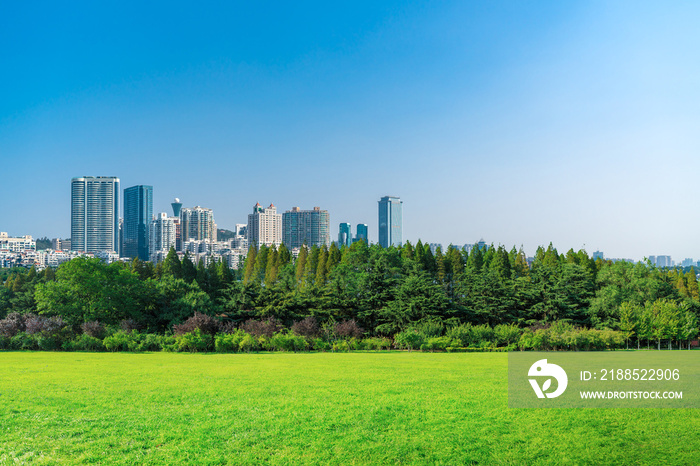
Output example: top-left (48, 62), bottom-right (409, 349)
top-left (338, 223), bottom-right (352, 247)
top-left (378, 196), bottom-right (402, 248)
top-left (123, 185), bottom-right (153, 260)
top-left (355, 223), bottom-right (368, 243)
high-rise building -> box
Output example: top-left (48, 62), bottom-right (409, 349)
top-left (149, 213), bottom-right (178, 262)
top-left (429, 243), bottom-right (442, 255)
top-left (71, 176), bottom-right (120, 254)
top-left (231, 223), bottom-right (248, 250)
top-left (681, 258), bottom-right (695, 268)
top-left (592, 251), bottom-right (604, 261)
top-left (282, 207), bottom-right (330, 249)
top-left (378, 195), bottom-right (402, 248)
top-left (354, 224), bottom-right (368, 244)
top-left (181, 206), bottom-right (216, 243)
top-left (650, 255), bottom-right (673, 268)
top-left (247, 203), bottom-right (282, 248)
top-left (122, 185), bottom-right (153, 260)
top-left (171, 198), bottom-right (183, 217)
top-left (338, 223), bottom-right (352, 247)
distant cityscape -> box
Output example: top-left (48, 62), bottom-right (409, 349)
top-left (0, 177), bottom-right (400, 269)
top-left (0, 176), bottom-right (697, 270)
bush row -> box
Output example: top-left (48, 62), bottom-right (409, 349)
top-left (392, 321), bottom-right (627, 351)
top-left (0, 312), bottom-right (627, 352)
top-left (0, 329), bottom-right (393, 353)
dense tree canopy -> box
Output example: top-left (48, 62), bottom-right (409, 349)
top-left (1, 243), bottom-right (698, 348)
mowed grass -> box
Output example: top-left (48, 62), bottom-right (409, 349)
top-left (1, 352), bottom-right (698, 465)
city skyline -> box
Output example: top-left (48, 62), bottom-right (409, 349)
top-left (4, 175), bottom-right (699, 263)
top-left (3, 3), bottom-right (700, 260)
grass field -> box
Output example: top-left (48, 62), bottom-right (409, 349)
top-left (1, 352), bottom-right (698, 465)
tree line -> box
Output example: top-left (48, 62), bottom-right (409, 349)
top-left (0, 240), bottom-right (698, 351)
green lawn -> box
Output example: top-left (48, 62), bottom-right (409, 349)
top-left (0, 352), bottom-right (697, 465)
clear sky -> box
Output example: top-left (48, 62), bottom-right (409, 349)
top-left (2, 1), bottom-right (699, 261)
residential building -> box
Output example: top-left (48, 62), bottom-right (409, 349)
top-left (222, 249), bottom-right (247, 270)
top-left (429, 243), bottom-right (442, 255)
top-left (70, 176), bottom-right (120, 254)
top-left (95, 250), bottom-right (120, 264)
top-left (181, 206), bottom-right (216, 243)
top-left (149, 213), bottom-right (178, 262)
top-left (649, 255), bottom-right (673, 268)
top-left (247, 203), bottom-right (282, 248)
top-left (0, 232), bottom-right (36, 252)
top-left (283, 206), bottom-right (330, 249)
top-left (122, 185), bottom-right (153, 260)
top-left (378, 195), bottom-right (402, 248)
top-left (50, 238), bottom-right (71, 251)
top-left (36, 249), bottom-right (87, 269)
top-left (231, 224), bottom-right (248, 250)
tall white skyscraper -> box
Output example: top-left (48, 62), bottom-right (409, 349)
top-left (149, 213), bottom-right (177, 262)
top-left (247, 203), bottom-right (282, 248)
top-left (71, 176), bottom-right (120, 253)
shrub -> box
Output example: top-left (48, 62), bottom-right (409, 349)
top-left (291, 333), bottom-right (310, 351)
top-left (311, 338), bottom-right (330, 352)
top-left (347, 337), bottom-right (362, 351)
top-left (173, 312), bottom-right (220, 336)
top-left (104, 330), bottom-right (141, 352)
top-left (335, 320), bottom-right (364, 339)
top-left (241, 318), bottom-right (283, 338)
top-left (137, 334), bottom-right (170, 352)
top-left (177, 328), bottom-right (213, 352)
top-left (445, 323), bottom-right (472, 347)
top-left (64, 334), bottom-right (105, 352)
top-left (0, 335), bottom-right (10, 350)
top-left (81, 321), bottom-right (106, 339)
top-left (239, 333), bottom-right (260, 353)
top-left (36, 335), bottom-right (63, 351)
top-left (393, 329), bottom-right (425, 351)
top-left (411, 320), bottom-right (444, 338)
top-left (269, 332), bottom-right (308, 352)
top-left (10, 332), bottom-right (38, 350)
top-left (24, 314), bottom-right (45, 334)
top-left (291, 317), bottom-right (320, 338)
top-left (362, 337), bottom-right (391, 351)
top-left (120, 318), bottom-right (144, 333)
top-left (215, 330), bottom-right (247, 353)
top-left (219, 321), bottom-right (238, 334)
top-left (420, 336), bottom-right (451, 352)
top-left (22, 315), bottom-right (68, 350)
top-left (0, 313), bottom-right (26, 337)
top-left (470, 324), bottom-right (495, 347)
top-left (494, 323), bottom-right (522, 347)
top-left (332, 340), bottom-right (349, 352)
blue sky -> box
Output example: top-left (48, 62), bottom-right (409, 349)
top-left (2, 1), bottom-right (699, 260)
